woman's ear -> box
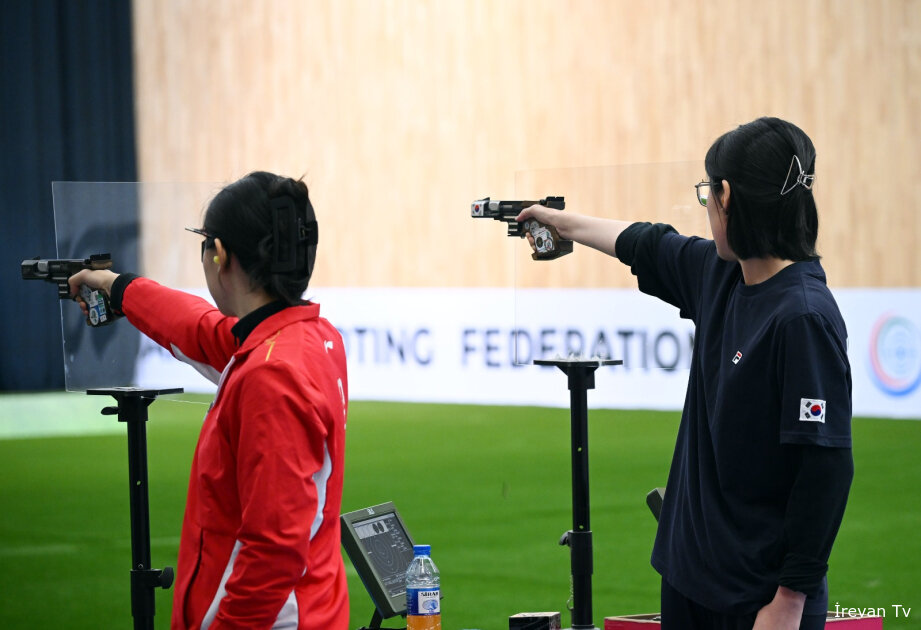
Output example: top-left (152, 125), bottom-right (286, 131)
top-left (213, 238), bottom-right (228, 268)
top-left (719, 179), bottom-right (731, 213)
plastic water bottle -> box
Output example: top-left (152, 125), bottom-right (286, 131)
top-left (406, 544), bottom-right (440, 630)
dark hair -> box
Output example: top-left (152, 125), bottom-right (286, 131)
top-left (705, 117), bottom-right (818, 261)
top-left (203, 171), bottom-right (318, 304)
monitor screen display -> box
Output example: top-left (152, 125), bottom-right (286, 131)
top-left (341, 501), bottom-right (416, 619)
top-left (353, 512), bottom-right (415, 598)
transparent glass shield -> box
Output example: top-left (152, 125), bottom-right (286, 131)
top-left (52, 181), bottom-right (221, 391)
top-left (511, 162), bottom-right (708, 368)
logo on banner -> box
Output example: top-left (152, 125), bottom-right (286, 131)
top-left (869, 314), bottom-right (921, 397)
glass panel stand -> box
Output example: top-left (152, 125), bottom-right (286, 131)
top-left (534, 358), bottom-right (622, 630)
top-left (87, 387), bottom-right (183, 630)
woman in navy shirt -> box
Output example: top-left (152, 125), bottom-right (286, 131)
top-left (518, 117), bottom-right (853, 630)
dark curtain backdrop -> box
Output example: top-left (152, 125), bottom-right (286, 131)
top-left (0, 0), bottom-right (139, 390)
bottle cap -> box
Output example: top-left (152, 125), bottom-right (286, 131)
top-left (413, 544), bottom-right (431, 556)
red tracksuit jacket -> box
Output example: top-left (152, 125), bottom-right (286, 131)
top-left (121, 278), bottom-right (349, 630)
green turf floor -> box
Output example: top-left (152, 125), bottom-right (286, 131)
top-left (1, 395), bottom-right (918, 628)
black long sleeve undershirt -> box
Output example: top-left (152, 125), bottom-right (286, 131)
top-left (779, 443), bottom-right (854, 596)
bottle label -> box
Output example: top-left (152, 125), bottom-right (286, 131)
top-left (406, 587), bottom-right (440, 615)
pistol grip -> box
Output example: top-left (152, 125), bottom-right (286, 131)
top-left (79, 285), bottom-right (120, 327)
top-left (523, 219), bottom-right (573, 260)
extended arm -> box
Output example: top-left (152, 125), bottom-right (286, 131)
top-left (69, 269), bottom-right (238, 377)
top-left (516, 205), bottom-right (633, 259)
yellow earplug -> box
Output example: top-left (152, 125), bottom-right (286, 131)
top-left (213, 256), bottom-right (220, 264)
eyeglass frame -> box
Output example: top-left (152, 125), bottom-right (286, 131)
top-left (185, 227), bottom-right (218, 258)
top-left (694, 180), bottom-right (719, 207)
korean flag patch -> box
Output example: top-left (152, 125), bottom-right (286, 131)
top-left (800, 398), bottom-right (826, 423)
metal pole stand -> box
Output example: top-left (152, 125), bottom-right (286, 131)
top-left (534, 358), bottom-right (622, 630)
top-left (355, 608), bottom-right (385, 630)
top-left (87, 387), bottom-right (183, 630)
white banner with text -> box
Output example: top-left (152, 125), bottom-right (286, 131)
top-left (135, 287), bottom-right (921, 419)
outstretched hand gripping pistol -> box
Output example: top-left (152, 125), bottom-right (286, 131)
top-left (470, 196), bottom-right (573, 260)
top-left (21, 254), bottom-right (121, 327)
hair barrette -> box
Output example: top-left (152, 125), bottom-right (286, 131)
top-left (780, 154), bottom-right (815, 196)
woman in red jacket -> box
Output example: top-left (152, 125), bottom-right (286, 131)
top-left (71, 172), bottom-right (349, 630)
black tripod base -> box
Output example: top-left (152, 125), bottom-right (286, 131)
top-left (355, 607), bottom-right (406, 629)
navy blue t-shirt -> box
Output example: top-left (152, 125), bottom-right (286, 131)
top-left (617, 224), bottom-right (852, 615)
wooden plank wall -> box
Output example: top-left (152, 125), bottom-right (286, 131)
top-left (133, 0), bottom-right (921, 289)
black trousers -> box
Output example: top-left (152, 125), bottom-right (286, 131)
top-left (661, 579), bottom-right (827, 630)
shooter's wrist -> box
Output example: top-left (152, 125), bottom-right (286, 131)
top-left (91, 270), bottom-right (119, 298)
top-left (108, 273), bottom-right (139, 313)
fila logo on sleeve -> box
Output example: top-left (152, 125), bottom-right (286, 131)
top-left (800, 398), bottom-right (826, 423)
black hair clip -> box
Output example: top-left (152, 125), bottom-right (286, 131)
top-left (270, 195), bottom-right (318, 274)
